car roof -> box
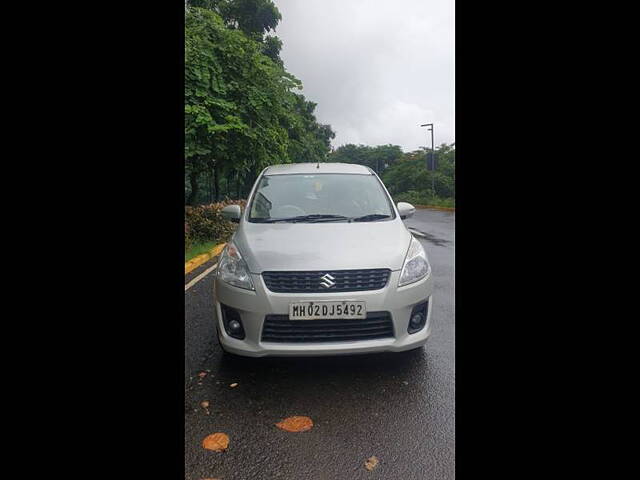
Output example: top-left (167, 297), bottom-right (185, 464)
top-left (263, 162), bottom-right (373, 176)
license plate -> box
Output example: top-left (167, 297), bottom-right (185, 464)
top-left (289, 301), bottom-right (367, 320)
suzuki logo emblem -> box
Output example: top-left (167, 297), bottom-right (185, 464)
top-left (319, 273), bottom-right (336, 289)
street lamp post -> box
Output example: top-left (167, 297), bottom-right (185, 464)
top-left (420, 123), bottom-right (435, 195)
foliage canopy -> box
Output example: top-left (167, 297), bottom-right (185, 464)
top-left (185, 1), bottom-right (334, 204)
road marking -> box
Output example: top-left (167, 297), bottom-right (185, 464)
top-left (185, 262), bottom-right (218, 292)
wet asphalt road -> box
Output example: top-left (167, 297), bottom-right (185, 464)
top-left (185, 209), bottom-right (455, 479)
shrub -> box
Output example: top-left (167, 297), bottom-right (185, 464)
top-left (184, 199), bottom-right (247, 248)
top-left (185, 223), bottom-right (193, 251)
top-left (393, 190), bottom-right (455, 208)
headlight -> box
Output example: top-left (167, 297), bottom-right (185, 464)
top-left (398, 236), bottom-right (431, 287)
top-left (217, 242), bottom-right (255, 290)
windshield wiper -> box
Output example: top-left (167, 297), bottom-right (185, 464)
top-left (257, 214), bottom-right (350, 223)
top-left (349, 214), bottom-right (392, 222)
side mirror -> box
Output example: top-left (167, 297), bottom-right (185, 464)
top-left (397, 202), bottom-right (415, 219)
top-left (221, 204), bottom-right (241, 223)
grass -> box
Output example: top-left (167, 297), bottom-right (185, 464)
top-left (185, 240), bottom-right (218, 262)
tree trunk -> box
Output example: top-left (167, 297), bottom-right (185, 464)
top-left (187, 169), bottom-right (199, 205)
top-left (245, 170), bottom-right (257, 195)
top-left (213, 163), bottom-right (220, 202)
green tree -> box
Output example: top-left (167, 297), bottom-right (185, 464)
top-left (286, 94), bottom-right (335, 164)
top-left (223, 0), bottom-right (281, 37)
top-left (185, 5), bottom-right (334, 204)
top-left (185, 8), bottom-right (248, 204)
top-left (188, 0), bottom-right (281, 38)
top-left (262, 35), bottom-right (283, 64)
top-left (329, 144), bottom-right (403, 174)
top-left (381, 143), bottom-right (455, 200)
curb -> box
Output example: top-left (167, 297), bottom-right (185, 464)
top-left (415, 205), bottom-right (455, 212)
top-left (185, 243), bottom-right (226, 275)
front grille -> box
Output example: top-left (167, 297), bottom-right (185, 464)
top-left (261, 312), bottom-right (394, 343)
top-left (262, 269), bottom-right (391, 293)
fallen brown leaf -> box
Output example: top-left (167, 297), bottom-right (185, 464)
top-left (230, 383), bottom-right (238, 388)
top-left (201, 400), bottom-right (210, 408)
top-left (198, 371), bottom-right (208, 379)
top-left (275, 416), bottom-right (314, 432)
top-left (202, 433), bottom-right (229, 452)
top-left (365, 456), bottom-right (379, 471)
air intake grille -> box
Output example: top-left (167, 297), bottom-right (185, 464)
top-left (261, 312), bottom-right (394, 343)
top-left (262, 269), bottom-right (391, 293)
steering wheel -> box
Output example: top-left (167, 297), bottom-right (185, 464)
top-left (272, 204), bottom-right (306, 218)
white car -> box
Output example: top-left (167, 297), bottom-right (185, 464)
top-left (214, 162), bottom-right (433, 357)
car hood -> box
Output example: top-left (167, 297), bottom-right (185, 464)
top-left (233, 219), bottom-right (412, 273)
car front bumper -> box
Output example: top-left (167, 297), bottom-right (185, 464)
top-left (213, 271), bottom-right (433, 357)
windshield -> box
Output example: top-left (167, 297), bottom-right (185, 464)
top-left (248, 173), bottom-right (395, 223)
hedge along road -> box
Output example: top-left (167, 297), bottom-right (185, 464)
top-left (184, 208), bottom-right (455, 480)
